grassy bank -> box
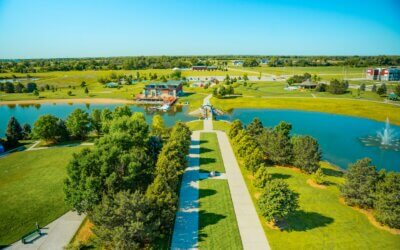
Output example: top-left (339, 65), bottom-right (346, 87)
top-left (236, 160), bottom-right (400, 249)
top-left (212, 97), bottom-right (400, 125)
top-left (0, 147), bottom-right (85, 245)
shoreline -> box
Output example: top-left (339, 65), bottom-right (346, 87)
top-left (0, 98), bottom-right (135, 105)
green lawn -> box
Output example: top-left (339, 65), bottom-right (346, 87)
top-left (186, 120), bottom-right (203, 131)
top-left (212, 96), bottom-right (400, 126)
top-left (200, 133), bottom-right (225, 173)
top-left (198, 179), bottom-right (242, 250)
top-left (0, 147), bottom-right (85, 245)
top-left (236, 160), bottom-right (400, 249)
top-left (213, 120), bottom-right (231, 133)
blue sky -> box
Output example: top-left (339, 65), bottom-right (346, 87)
top-left (0, 0), bottom-right (399, 58)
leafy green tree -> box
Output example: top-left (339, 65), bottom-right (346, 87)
top-left (246, 118), bottom-right (264, 137)
top-left (244, 147), bottom-right (264, 173)
top-left (291, 135), bottom-right (321, 173)
top-left (84, 87), bottom-right (89, 94)
top-left (360, 83), bottom-right (366, 91)
top-left (253, 165), bottom-right (271, 188)
top-left (151, 115), bottom-right (165, 138)
top-left (22, 123), bottom-right (32, 140)
top-left (26, 82), bottom-right (37, 93)
top-left (341, 158), bottom-right (378, 209)
top-left (261, 122), bottom-right (293, 165)
top-left (66, 108), bottom-right (91, 139)
top-left (312, 168), bottom-right (325, 185)
top-left (229, 119), bottom-right (243, 139)
top-left (5, 117), bottom-right (22, 147)
top-left (377, 83), bottom-right (387, 96)
top-left (4, 82), bottom-right (14, 93)
top-left (109, 115), bottom-right (149, 147)
top-left (374, 173), bottom-right (400, 229)
top-left (90, 109), bottom-right (102, 136)
top-left (258, 179), bottom-right (299, 223)
top-left (394, 84), bottom-right (400, 97)
top-left (90, 191), bottom-right (158, 249)
top-left (372, 84), bottom-right (377, 92)
top-left (33, 115), bottom-right (68, 142)
top-left (100, 108), bottom-right (113, 133)
top-left (113, 105), bottom-right (132, 118)
top-left (329, 79), bottom-right (348, 94)
top-left (243, 73), bottom-right (249, 81)
top-left (80, 81), bottom-right (86, 88)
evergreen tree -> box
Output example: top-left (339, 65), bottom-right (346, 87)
top-left (253, 165), bottom-right (271, 189)
top-left (151, 114), bottom-right (165, 138)
top-left (258, 179), bottom-right (299, 223)
top-left (90, 109), bottom-right (102, 136)
top-left (246, 118), bottom-right (264, 137)
top-left (291, 135), bottom-right (321, 173)
top-left (22, 123), bottom-right (32, 140)
top-left (341, 158), bottom-right (378, 209)
top-left (312, 168), bottom-right (325, 185)
top-left (5, 116), bottom-right (22, 147)
top-left (374, 172), bottom-right (400, 229)
top-left (229, 119), bottom-right (243, 139)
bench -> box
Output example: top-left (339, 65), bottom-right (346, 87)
top-left (21, 229), bottom-right (42, 244)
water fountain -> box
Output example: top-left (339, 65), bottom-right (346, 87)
top-left (360, 117), bottom-right (400, 151)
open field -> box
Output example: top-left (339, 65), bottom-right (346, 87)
top-left (200, 133), bottom-right (225, 173)
top-left (212, 96), bottom-right (400, 125)
top-left (198, 179), bottom-right (242, 250)
top-left (186, 120), bottom-right (203, 131)
top-left (234, 65), bottom-right (368, 80)
top-left (212, 120), bottom-right (231, 133)
top-left (236, 159), bottom-right (400, 249)
top-left (0, 147), bottom-right (85, 246)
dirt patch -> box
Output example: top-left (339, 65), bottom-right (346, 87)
top-left (265, 221), bottom-right (280, 230)
top-left (73, 219), bottom-right (94, 243)
top-left (307, 179), bottom-right (327, 189)
top-left (339, 197), bottom-right (400, 235)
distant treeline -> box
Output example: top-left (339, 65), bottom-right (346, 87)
top-left (0, 55), bottom-right (399, 73)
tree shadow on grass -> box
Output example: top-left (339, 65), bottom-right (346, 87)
top-left (199, 140), bottom-right (208, 145)
top-left (323, 168), bottom-right (344, 178)
top-left (200, 147), bottom-right (214, 154)
top-left (199, 188), bottom-right (217, 199)
top-left (271, 173), bottom-right (291, 180)
top-left (283, 210), bottom-right (334, 232)
top-left (198, 210), bottom-right (227, 242)
top-left (200, 157), bottom-right (216, 165)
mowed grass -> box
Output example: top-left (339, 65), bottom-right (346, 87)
top-left (236, 161), bottom-right (400, 249)
top-left (200, 133), bottom-right (225, 173)
top-left (212, 96), bottom-right (400, 126)
top-left (186, 120), bottom-right (203, 131)
top-left (213, 120), bottom-right (231, 133)
top-left (0, 147), bottom-right (85, 245)
top-left (198, 179), bottom-right (242, 250)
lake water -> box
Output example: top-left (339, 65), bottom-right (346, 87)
top-left (1, 104), bottom-right (399, 171)
top-left (0, 103), bottom-right (194, 135)
top-left (219, 109), bottom-right (400, 172)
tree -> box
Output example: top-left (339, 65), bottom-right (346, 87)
top-left (151, 115), bottom-right (165, 138)
top-left (84, 87), bottom-right (89, 94)
top-left (315, 83), bottom-right (327, 92)
top-left (26, 82), bottom-right (37, 93)
top-left (80, 81), bottom-right (87, 88)
top-left (328, 79), bottom-right (348, 94)
top-left (33, 115), bottom-right (68, 142)
top-left (66, 109), bottom-right (91, 139)
top-left (341, 158), bottom-right (378, 209)
top-left (372, 84), bottom-right (377, 92)
top-left (113, 105), bottom-right (132, 118)
top-left (5, 117), bottom-right (22, 147)
top-left (100, 108), bottom-right (113, 133)
top-left (229, 120), bottom-right (243, 139)
top-left (244, 147), bottom-right (264, 173)
top-left (260, 122), bottom-right (293, 165)
top-left (253, 165), bottom-right (271, 188)
top-left (90, 191), bottom-right (158, 249)
top-left (257, 179), bottom-right (299, 223)
top-left (291, 135), bottom-right (321, 173)
top-left (374, 173), bottom-right (400, 229)
top-left (90, 109), bottom-right (102, 136)
top-left (360, 83), bottom-right (366, 91)
top-left (377, 83), bottom-right (387, 96)
top-left (243, 73), bottom-right (249, 81)
top-left (243, 58), bottom-right (259, 67)
top-left (22, 123), bottom-right (32, 140)
top-left (33, 89), bottom-right (39, 96)
top-left (246, 118), bottom-right (264, 137)
top-left (4, 82), bottom-right (14, 93)
top-left (394, 84), bottom-right (400, 97)
top-left (312, 168), bottom-right (325, 185)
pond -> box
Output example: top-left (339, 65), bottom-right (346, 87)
top-left (0, 102), bottom-right (194, 136)
top-left (219, 109), bottom-right (400, 172)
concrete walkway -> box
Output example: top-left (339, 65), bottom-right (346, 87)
top-left (203, 94), bottom-right (213, 131)
top-left (216, 131), bottom-right (270, 250)
top-left (171, 131), bottom-right (200, 249)
top-left (7, 211), bottom-right (85, 250)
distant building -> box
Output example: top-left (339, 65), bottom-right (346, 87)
top-left (191, 66), bottom-right (217, 71)
top-left (366, 67), bottom-right (400, 81)
top-left (136, 80), bottom-right (183, 104)
top-left (260, 58), bottom-right (269, 64)
top-left (232, 60), bottom-right (244, 66)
